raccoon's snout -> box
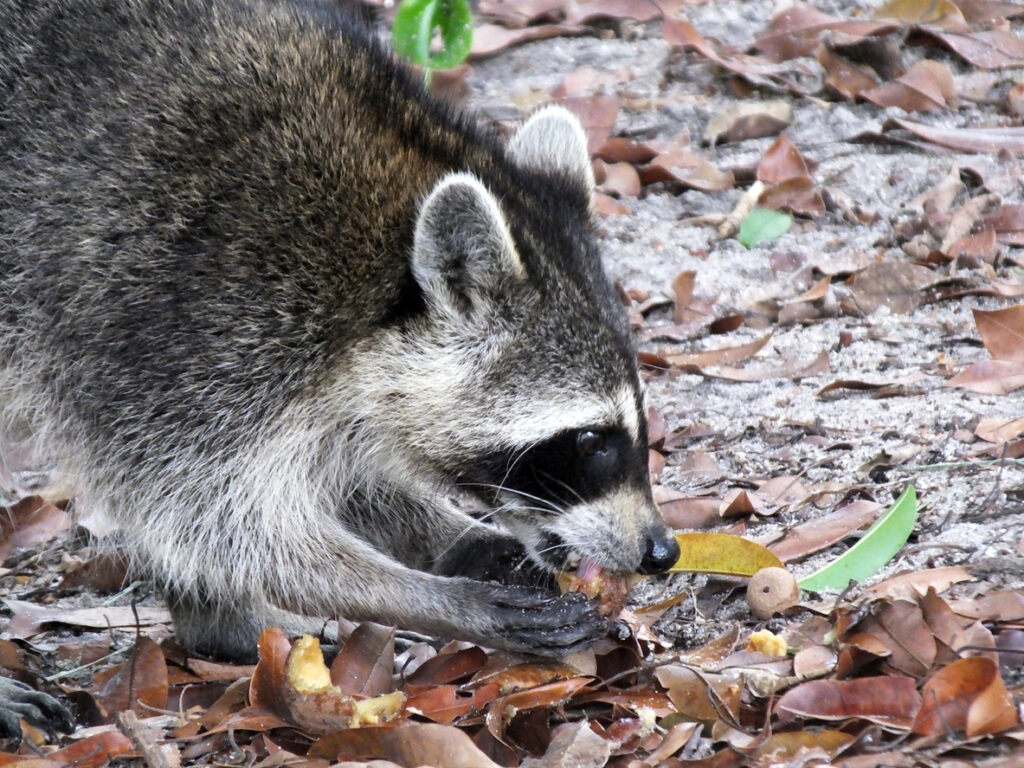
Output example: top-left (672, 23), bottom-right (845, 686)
top-left (637, 527), bottom-right (680, 574)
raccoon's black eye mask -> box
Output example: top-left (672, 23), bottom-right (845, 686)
top-left (459, 425), bottom-right (646, 514)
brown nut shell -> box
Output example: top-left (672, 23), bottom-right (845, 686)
top-left (746, 566), bottom-right (800, 619)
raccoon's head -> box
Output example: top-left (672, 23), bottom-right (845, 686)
top-left (375, 107), bottom-right (678, 575)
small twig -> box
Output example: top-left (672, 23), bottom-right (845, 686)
top-left (116, 710), bottom-right (178, 768)
top-left (903, 457), bottom-right (1024, 472)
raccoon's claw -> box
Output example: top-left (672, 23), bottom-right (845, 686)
top-left (0, 677), bottom-right (74, 742)
top-left (483, 585), bottom-right (607, 656)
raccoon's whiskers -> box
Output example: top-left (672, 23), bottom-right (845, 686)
top-left (535, 470), bottom-right (588, 508)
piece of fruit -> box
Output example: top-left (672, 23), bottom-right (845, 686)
top-left (557, 557), bottom-right (637, 617)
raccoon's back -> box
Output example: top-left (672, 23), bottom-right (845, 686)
top-left (0, 0), bottom-right (495, 452)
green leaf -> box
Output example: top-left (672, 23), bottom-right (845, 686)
top-left (798, 486), bottom-right (917, 592)
top-left (392, 0), bottom-right (473, 71)
top-left (738, 208), bottom-right (792, 248)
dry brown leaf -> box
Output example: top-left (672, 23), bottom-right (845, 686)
top-left (405, 646), bottom-right (488, 690)
top-left (470, 23), bottom-right (583, 58)
top-left (658, 496), bottom-right (722, 530)
top-left (774, 676), bottom-right (921, 728)
top-left (975, 416), bottom-right (1024, 443)
top-left (947, 359), bottom-right (1024, 395)
top-left (792, 645), bottom-right (839, 678)
top-left (594, 137), bottom-right (659, 165)
top-left (754, 730), bottom-right (856, 762)
top-left (310, 722), bottom-right (502, 767)
top-left (4, 600), bottom-right (170, 638)
top-left (250, 627), bottom-right (297, 722)
top-left (861, 60), bottom-right (954, 111)
top-left (94, 637), bottom-right (168, 720)
top-left (889, 118), bottom-right (1024, 153)
top-left (817, 44), bottom-right (880, 99)
top-left (867, 565), bottom-right (973, 601)
top-left (43, 732), bottom-right (136, 768)
top-left (849, 261), bottom-right (935, 315)
top-left (471, 661), bottom-right (585, 695)
top-left (767, 500), bottom-right (882, 564)
top-left (331, 623), bottom-right (395, 698)
top-left (759, 176), bottom-right (827, 217)
top-left (719, 489), bottom-right (768, 517)
top-left (403, 682), bottom-right (499, 725)
top-left (912, 657), bottom-right (1018, 737)
top-left (593, 159), bottom-right (641, 197)
top-left (663, 332), bottom-right (773, 368)
top-left (593, 192), bottom-right (631, 217)
top-left (757, 134), bottom-right (809, 184)
top-left (485, 677), bottom-right (591, 740)
top-left (917, 27), bottom-right (1024, 69)
top-left (874, 0), bottom-right (967, 29)
top-left (655, 665), bottom-right (741, 723)
top-left (557, 94), bottom-right (621, 153)
top-left (684, 349), bottom-right (830, 382)
top-left (704, 101), bottom-right (793, 145)
top-left (639, 148), bottom-right (734, 190)
top-left (974, 305), bottom-right (1024, 362)
top-left (948, 590), bottom-right (1024, 622)
top-left (520, 720), bottom-right (613, 768)
top-left (0, 496), bottom-right (73, 560)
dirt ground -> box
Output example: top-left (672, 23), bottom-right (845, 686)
top-left (1, 0), bottom-right (1023, 765)
top-left (467, 0), bottom-right (1024, 629)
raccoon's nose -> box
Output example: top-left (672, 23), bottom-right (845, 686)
top-left (637, 528), bottom-right (680, 574)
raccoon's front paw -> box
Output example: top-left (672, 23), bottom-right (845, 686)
top-left (0, 677), bottom-right (74, 742)
top-left (438, 536), bottom-right (555, 590)
top-left (482, 585), bottom-right (607, 656)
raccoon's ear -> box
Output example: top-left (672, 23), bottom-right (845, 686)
top-left (508, 105), bottom-right (594, 193)
top-left (413, 173), bottom-right (526, 317)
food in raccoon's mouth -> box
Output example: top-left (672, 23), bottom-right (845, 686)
top-left (557, 557), bottom-right (634, 617)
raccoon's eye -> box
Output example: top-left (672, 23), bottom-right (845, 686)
top-left (576, 429), bottom-right (607, 457)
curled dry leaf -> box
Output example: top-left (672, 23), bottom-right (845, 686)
top-left (703, 100), bottom-right (793, 145)
top-left (912, 657), bottom-right (1018, 737)
top-left (861, 60), bottom-right (954, 111)
top-left (947, 359), bottom-right (1024, 395)
top-left (817, 44), bottom-right (880, 99)
top-left (593, 159), bottom-right (641, 197)
top-left (888, 118), bottom-right (1024, 154)
top-left (757, 133), bottom-right (809, 184)
top-left (663, 332), bottom-right (773, 368)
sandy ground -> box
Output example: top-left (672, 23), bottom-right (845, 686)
top-left (467, 0), bottom-right (1024, 643)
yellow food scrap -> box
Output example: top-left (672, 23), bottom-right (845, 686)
top-left (747, 629), bottom-right (788, 657)
top-left (287, 635), bottom-right (337, 694)
top-left (353, 691), bottom-right (406, 725)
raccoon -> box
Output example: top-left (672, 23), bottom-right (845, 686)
top-left (0, 0), bottom-right (680, 664)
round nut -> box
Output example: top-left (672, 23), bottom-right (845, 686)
top-left (746, 566), bottom-right (800, 619)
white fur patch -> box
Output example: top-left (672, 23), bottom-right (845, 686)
top-left (507, 106), bottom-right (594, 192)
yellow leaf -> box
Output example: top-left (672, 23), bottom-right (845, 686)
top-left (669, 533), bottom-right (784, 576)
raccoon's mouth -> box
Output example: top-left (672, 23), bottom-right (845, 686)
top-left (537, 530), bottom-right (579, 572)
